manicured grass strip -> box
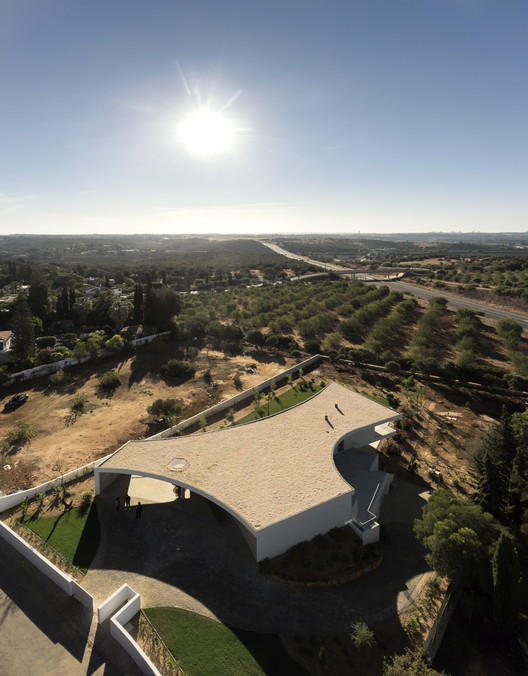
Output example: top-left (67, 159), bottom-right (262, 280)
top-left (235, 383), bottom-right (324, 425)
top-left (25, 503), bottom-right (100, 574)
top-left (363, 393), bottom-right (390, 407)
top-left (144, 607), bottom-right (265, 676)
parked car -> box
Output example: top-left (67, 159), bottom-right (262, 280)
top-left (3, 394), bottom-right (29, 411)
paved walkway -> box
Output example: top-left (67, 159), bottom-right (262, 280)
top-left (0, 535), bottom-right (142, 676)
top-left (83, 475), bottom-right (431, 635)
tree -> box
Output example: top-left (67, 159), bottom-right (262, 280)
top-left (246, 330), bottom-right (266, 350)
top-left (414, 491), bottom-right (501, 588)
top-left (133, 283), bottom-right (143, 324)
top-left (90, 288), bottom-right (114, 325)
top-left (383, 650), bottom-right (446, 676)
top-left (109, 298), bottom-right (133, 332)
top-left (492, 533), bottom-right (520, 637)
top-left (143, 288), bottom-right (181, 330)
top-left (10, 295), bottom-right (35, 363)
top-left (475, 407), bottom-right (517, 523)
top-left (28, 274), bottom-right (49, 321)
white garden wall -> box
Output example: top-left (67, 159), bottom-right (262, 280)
top-left (0, 452), bottom-right (115, 512)
top-left (99, 584), bottom-right (161, 676)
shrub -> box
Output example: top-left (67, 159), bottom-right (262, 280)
top-left (233, 373), bottom-right (244, 390)
top-left (350, 621), bottom-right (376, 648)
top-left (386, 393), bottom-right (401, 409)
top-left (98, 370), bottom-right (121, 390)
top-left (6, 419), bottom-right (36, 446)
top-left (160, 359), bottom-right (197, 379)
top-left (147, 398), bottom-right (182, 424)
top-left (35, 336), bottom-right (56, 348)
top-left (72, 341), bottom-right (89, 360)
top-left (71, 393), bottom-right (88, 413)
top-left (81, 490), bottom-right (94, 504)
top-left (49, 369), bottom-right (67, 386)
top-left (304, 340), bottom-right (321, 354)
top-left (104, 334), bottom-right (125, 353)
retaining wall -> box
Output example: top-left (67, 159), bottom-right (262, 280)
top-left (99, 584), bottom-right (161, 676)
top-left (147, 353), bottom-right (323, 440)
top-left (0, 520), bottom-right (94, 610)
top-left (0, 518), bottom-right (159, 672)
top-left (423, 584), bottom-right (460, 661)
top-left (0, 452), bottom-right (115, 512)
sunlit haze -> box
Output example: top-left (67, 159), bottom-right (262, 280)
top-left (1, 1), bottom-right (527, 235)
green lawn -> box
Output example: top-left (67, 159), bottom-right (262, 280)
top-left (363, 392), bottom-right (391, 407)
top-left (235, 382), bottom-right (325, 425)
top-left (25, 503), bottom-right (100, 573)
top-left (144, 608), bottom-right (265, 676)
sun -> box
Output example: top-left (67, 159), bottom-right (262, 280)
top-left (178, 109), bottom-right (235, 157)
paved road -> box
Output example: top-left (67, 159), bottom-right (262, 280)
top-left (0, 536), bottom-right (141, 676)
top-left (262, 240), bottom-right (528, 329)
top-left (372, 279), bottom-right (528, 329)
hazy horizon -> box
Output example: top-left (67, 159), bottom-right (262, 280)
top-left (2, 1), bottom-right (527, 235)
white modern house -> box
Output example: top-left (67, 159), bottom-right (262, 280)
top-left (0, 330), bottom-right (13, 352)
top-left (95, 382), bottom-right (400, 561)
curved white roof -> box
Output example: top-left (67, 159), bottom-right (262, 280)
top-left (99, 382), bottom-right (399, 532)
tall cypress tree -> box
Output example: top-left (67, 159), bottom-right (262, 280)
top-left (61, 287), bottom-right (69, 313)
top-left (475, 450), bottom-right (508, 522)
top-left (133, 283), bottom-right (143, 324)
top-left (475, 407), bottom-right (515, 523)
top-left (10, 295), bottom-right (35, 363)
top-left (492, 533), bottom-right (520, 638)
top-left (507, 445), bottom-right (528, 531)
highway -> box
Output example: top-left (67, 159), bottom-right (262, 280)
top-left (261, 240), bottom-right (528, 330)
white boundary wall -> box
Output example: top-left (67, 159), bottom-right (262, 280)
top-left (0, 519), bottom-right (160, 673)
top-left (99, 584), bottom-right (161, 676)
top-left (147, 354), bottom-right (322, 440)
top-left (4, 332), bottom-right (170, 385)
top-left (0, 452), bottom-right (115, 512)
top-left (0, 520), bottom-right (94, 610)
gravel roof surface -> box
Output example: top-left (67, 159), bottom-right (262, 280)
top-left (100, 382), bottom-right (399, 531)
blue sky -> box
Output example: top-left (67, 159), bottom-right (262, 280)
top-left (1, 0), bottom-right (527, 235)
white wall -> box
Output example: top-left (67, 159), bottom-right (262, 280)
top-left (256, 492), bottom-right (353, 561)
top-left (0, 521), bottom-right (94, 610)
top-left (342, 421), bottom-right (398, 449)
top-left (0, 452), bottom-right (115, 512)
top-left (99, 584), bottom-right (161, 676)
top-left (4, 332), bottom-right (170, 385)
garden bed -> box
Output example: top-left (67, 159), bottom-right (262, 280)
top-left (259, 526), bottom-right (382, 586)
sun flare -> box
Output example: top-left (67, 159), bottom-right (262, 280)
top-left (178, 109), bottom-right (235, 156)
